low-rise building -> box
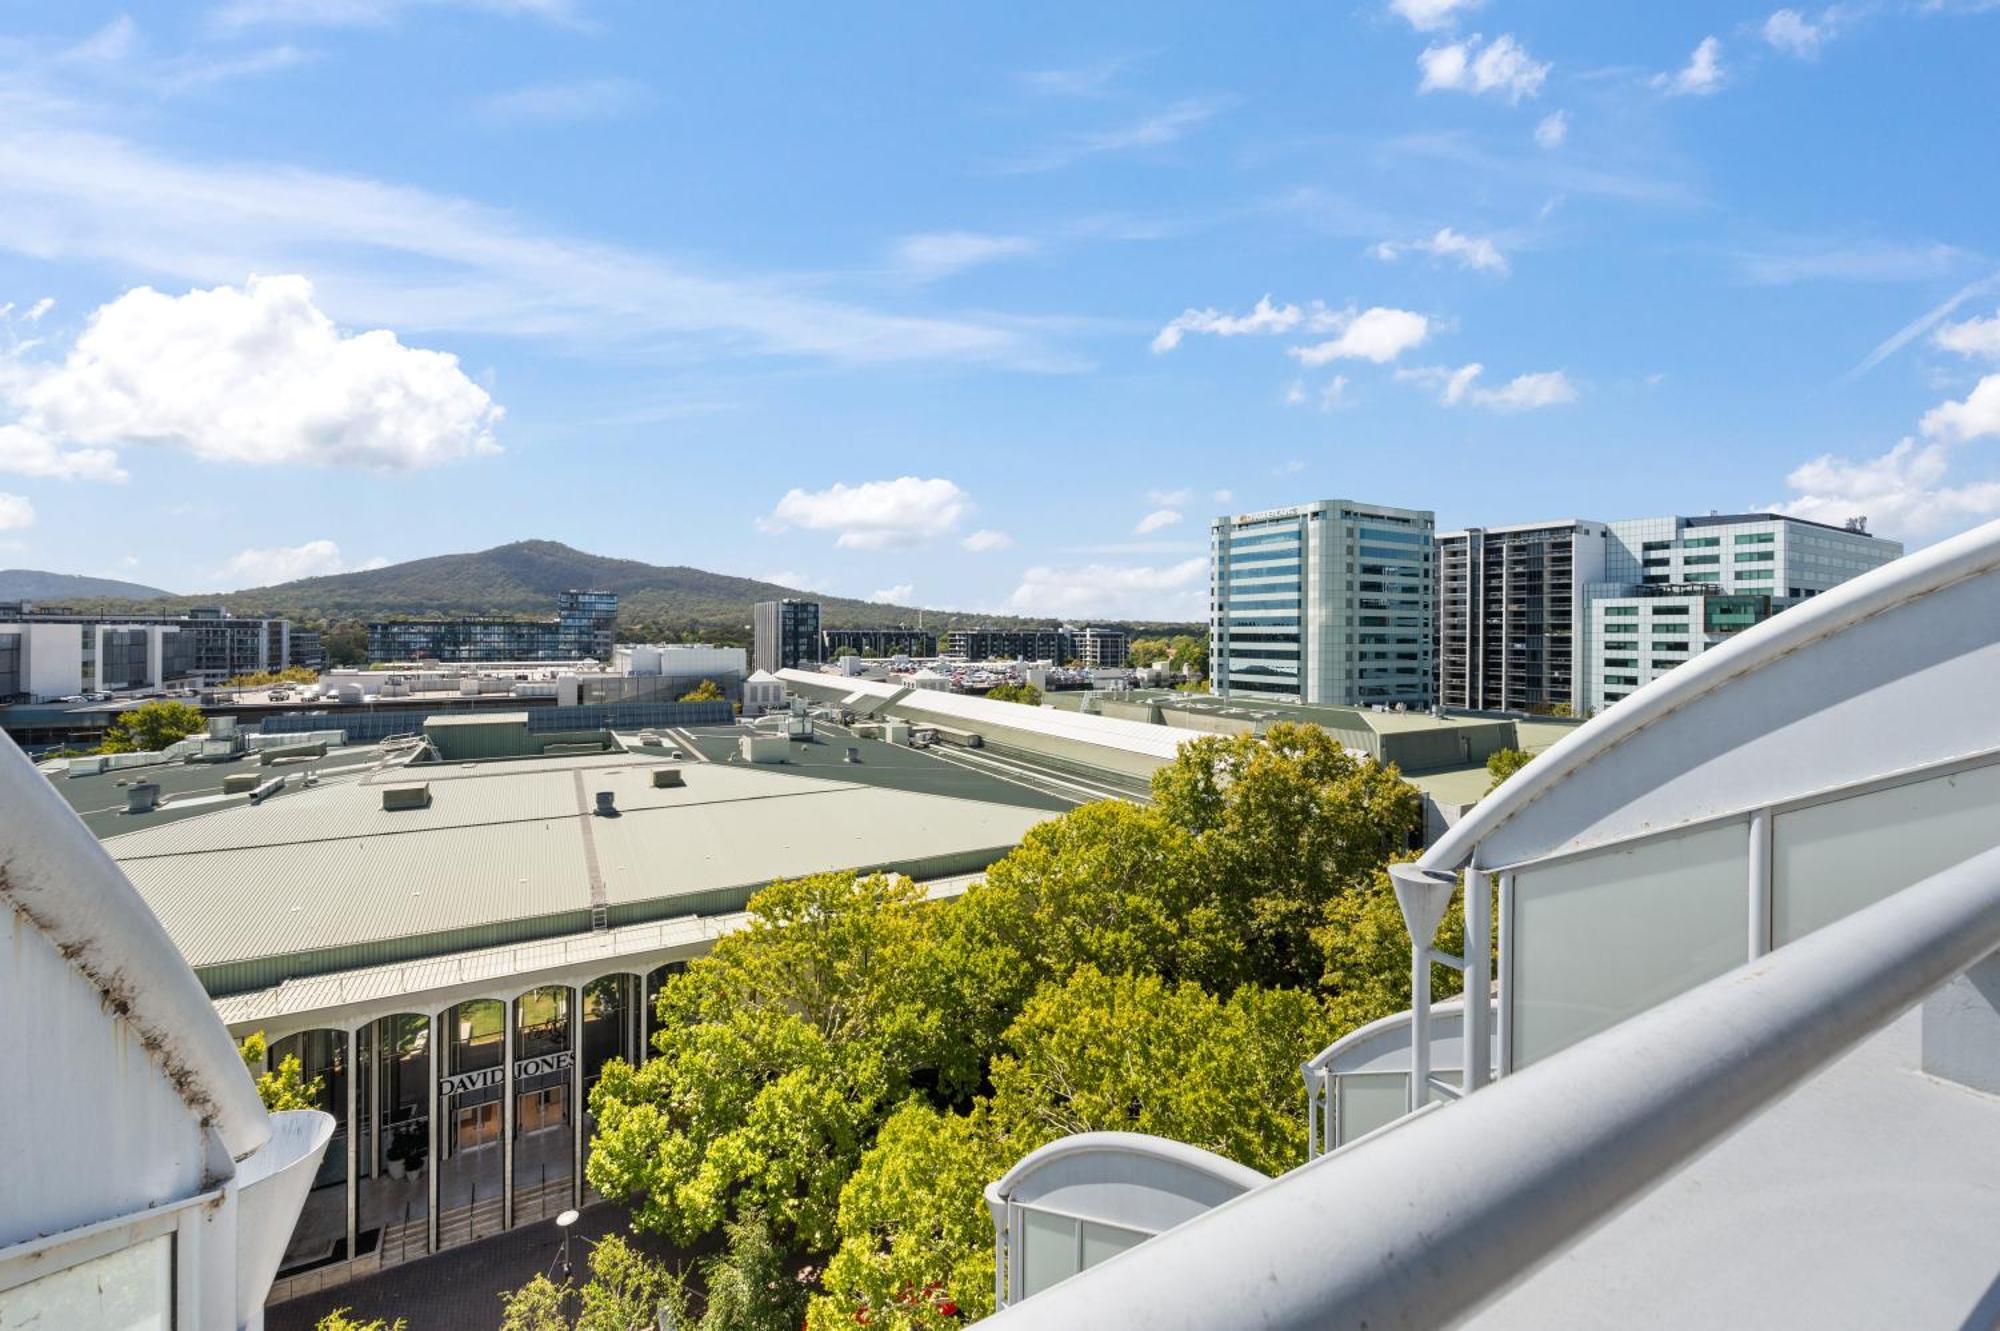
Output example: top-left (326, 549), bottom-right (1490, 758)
top-left (1072, 625), bottom-right (1129, 668)
top-left (0, 602), bottom-right (296, 697)
top-left (821, 627), bottom-right (937, 658)
top-left (943, 626), bottom-right (1073, 662)
top-left (369, 590), bottom-right (617, 665)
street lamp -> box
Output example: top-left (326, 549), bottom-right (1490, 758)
top-left (555, 1208), bottom-right (580, 1285)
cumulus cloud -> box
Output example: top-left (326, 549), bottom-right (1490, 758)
top-left (1390, 0), bottom-right (1480, 31)
top-left (870, 584), bottom-right (915, 605)
top-left (1655, 37), bottom-right (1725, 96)
top-left (893, 232), bottom-right (1037, 282)
top-left (764, 475), bottom-right (972, 549)
top-left (1535, 110), bottom-right (1568, 148)
top-left (1762, 9), bottom-right (1829, 58)
top-left (1920, 374), bottom-right (2000, 443)
top-left (1418, 34), bottom-right (1549, 102)
top-left (3, 276), bottom-right (501, 480)
top-left (1289, 307), bottom-right (1431, 366)
top-left (1009, 556), bottom-right (1208, 619)
top-left (1399, 362), bottom-right (1578, 410)
top-left (962, 528), bottom-right (1014, 553)
top-left (1774, 439), bottom-right (2000, 539)
top-left (1152, 295), bottom-right (1310, 353)
top-left (216, 537), bottom-right (379, 587)
top-left (1373, 227), bottom-right (1509, 275)
top-left (0, 492), bottom-right (33, 530)
top-left (1935, 311), bottom-right (2000, 359)
top-left (1135, 508), bottom-right (1183, 534)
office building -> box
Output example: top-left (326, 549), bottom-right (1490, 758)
top-left (1072, 625), bottom-right (1129, 668)
top-left (1210, 499), bottom-right (1435, 707)
top-left (821, 627), bottom-right (938, 658)
top-left (985, 516), bottom-right (2000, 1330)
top-left (0, 603), bottom-right (294, 698)
top-left (753, 598), bottom-right (821, 674)
top-left (1436, 521), bottom-right (1609, 714)
top-left (1580, 514), bottom-right (1901, 713)
top-left (369, 590), bottom-right (618, 665)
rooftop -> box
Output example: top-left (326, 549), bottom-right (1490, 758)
top-left (82, 730), bottom-right (1057, 994)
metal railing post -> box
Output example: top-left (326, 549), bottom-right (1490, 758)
top-left (1464, 863), bottom-right (1491, 1092)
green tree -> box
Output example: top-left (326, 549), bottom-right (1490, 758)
top-left (98, 699), bottom-right (207, 754)
top-left (1150, 723), bottom-right (1422, 989)
top-left (810, 1103), bottom-right (1007, 1330)
top-left (577, 1234), bottom-right (691, 1331)
top-left (498, 1275), bottom-right (569, 1331)
top-left (588, 872), bottom-right (950, 1252)
top-left (983, 681), bottom-right (1041, 706)
top-left (1315, 862), bottom-right (1469, 1037)
top-left (323, 619), bottom-right (371, 667)
top-left (1127, 637), bottom-right (1172, 667)
top-left (1166, 634), bottom-right (1208, 679)
top-left (987, 966), bottom-right (1324, 1176)
top-left (315, 1314), bottom-right (406, 1331)
top-left (238, 1031), bottom-right (326, 1112)
top-left (1485, 747), bottom-right (1532, 791)
top-left (700, 1210), bottom-right (808, 1331)
top-left (680, 679), bottom-right (726, 703)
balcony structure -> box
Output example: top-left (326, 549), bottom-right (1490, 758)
top-left (986, 516), bottom-right (2000, 1328)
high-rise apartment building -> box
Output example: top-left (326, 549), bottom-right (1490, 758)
top-left (753, 598), bottom-right (822, 674)
top-left (1210, 499), bottom-right (1435, 707)
top-left (1581, 513), bottom-right (1901, 713)
top-left (1073, 625), bottom-right (1129, 668)
top-left (1436, 521), bottom-right (1609, 714)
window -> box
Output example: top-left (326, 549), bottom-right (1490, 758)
top-left (1603, 606), bottom-right (1639, 617)
top-left (1603, 657), bottom-right (1637, 668)
top-left (1604, 674), bottom-right (1639, 686)
top-left (1654, 641), bottom-right (1690, 652)
top-left (1734, 551), bottom-right (1774, 563)
top-left (1681, 554), bottom-right (1720, 566)
top-left (1735, 532), bottom-right (1775, 545)
top-left (1684, 571), bottom-right (1722, 583)
top-left (1682, 536), bottom-right (1721, 548)
top-left (1738, 568), bottom-right (1774, 581)
top-left (1652, 606), bottom-right (1690, 616)
top-left (1604, 639), bottom-right (1637, 651)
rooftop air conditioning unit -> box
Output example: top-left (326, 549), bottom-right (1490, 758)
top-left (381, 783), bottom-right (431, 811)
top-left (651, 768), bottom-right (685, 789)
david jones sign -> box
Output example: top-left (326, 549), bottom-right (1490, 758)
top-left (441, 1050), bottom-right (574, 1097)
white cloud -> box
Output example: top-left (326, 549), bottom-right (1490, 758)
top-left (0, 492), bottom-right (33, 531)
top-left (757, 570), bottom-right (806, 588)
top-left (1009, 557), bottom-right (1207, 620)
top-left (1004, 97), bottom-right (1226, 173)
top-left (1284, 379), bottom-right (1307, 407)
top-left (1921, 374), bottom-right (2000, 442)
top-left (217, 537), bottom-right (355, 587)
top-left (962, 528), bottom-right (1014, 553)
top-left (1390, 0), bottom-right (1480, 32)
top-left (0, 423), bottom-right (126, 480)
top-left (1399, 362), bottom-right (1578, 410)
top-left (1135, 508), bottom-right (1183, 534)
top-left (1762, 9), bottom-right (1827, 58)
top-left (1018, 54), bottom-right (1143, 98)
top-left (1535, 111), bottom-right (1568, 148)
top-left (1418, 34), bottom-right (1550, 103)
top-left (1146, 488), bottom-right (1192, 507)
top-left (1774, 439), bottom-right (2000, 540)
top-left (1738, 239), bottom-right (1964, 285)
top-left (211, 0), bottom-right (582, 31)
top-left (1655, 37), bottom-right (1725, 96)
top-left (24, 298), bottom-right (54, 323)
top-left (0, 119), bottom-right (1052, 371)
top-left (8, 275), bottom-right (501, 476)
top-left (1152, 295), bottom-right (1309, 353)
top-left (1320, 375), bottom-right (1353, 410)
top-left (479, 77), bottom-right (650, 124)
top-left (1935, 311), bottom-right (2000, 359)
top-left (1290, 307), bottom-right (1431, 366)
top-left (870, 584), bottom-right (915, 605)
top-left (1373, 227), bottom-right (1509, 275)
top-left (764, 475), bottom-right (972, 549)
top-left (893, 231), bottom-right (1036, 282)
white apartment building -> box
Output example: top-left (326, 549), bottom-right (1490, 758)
top-left (1581, 513), bottom-right (1902, 714)
top-left (1210, 499), bottom-right (1435, 708)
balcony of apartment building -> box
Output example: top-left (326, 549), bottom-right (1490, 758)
top-left (984, 519), bottom-right (2000, 1329)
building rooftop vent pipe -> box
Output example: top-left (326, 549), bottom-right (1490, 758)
top-left (126, 781), bottom-right (160, 813)
top-left (595, 789), bottom-right (618, 816)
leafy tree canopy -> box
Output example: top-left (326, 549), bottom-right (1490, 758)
top-left (99, 699), bottom-right (207, 754)
top-left (680, 678), bottom-right (726, 703)
top-left (1485, 747), bottom-right (1533, 791)
top-left (982, 681), bottom-right (1040, 706)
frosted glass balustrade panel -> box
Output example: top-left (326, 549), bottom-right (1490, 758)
top-left (1335, 1072), bottom-right (1410, 1146)
top-left (1773, 759), bottom-right (2000, 946)
top-left (1510, 820), bottom-right (1749, 1067)
top-left (1081, 1220), bottom-right (1147, 1270)
top-left (1019, 1207), bottom-right (1079, 1300)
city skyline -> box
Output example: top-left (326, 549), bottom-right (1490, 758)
top-left (0, 2), bottom-right (1996, 621)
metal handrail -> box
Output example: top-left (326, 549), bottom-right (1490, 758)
top-left (981, 841), bottom-right (2000, 1329)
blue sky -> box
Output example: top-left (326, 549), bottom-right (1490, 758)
top-left (0, 0), bottom-right (1996, 620)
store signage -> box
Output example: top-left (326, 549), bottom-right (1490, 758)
top-left (440, 1050), bottom-right (573, 1097)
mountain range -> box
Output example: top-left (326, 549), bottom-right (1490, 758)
top-left (0, 569), bottom-right (174, 602)
top-left (8, 541), bottom-right (1199, 637)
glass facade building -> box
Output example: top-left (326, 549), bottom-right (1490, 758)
top-left (368, 591), bottom-right (617, 665)
top-left (1210, 499), bottom-right (1435, 707)
top-left (753, 599), bottom-right (822, 673)
top-left (820, 627), bottom-right (938, 658)
top-left (1436, 521), bottom-right (1609, 714)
